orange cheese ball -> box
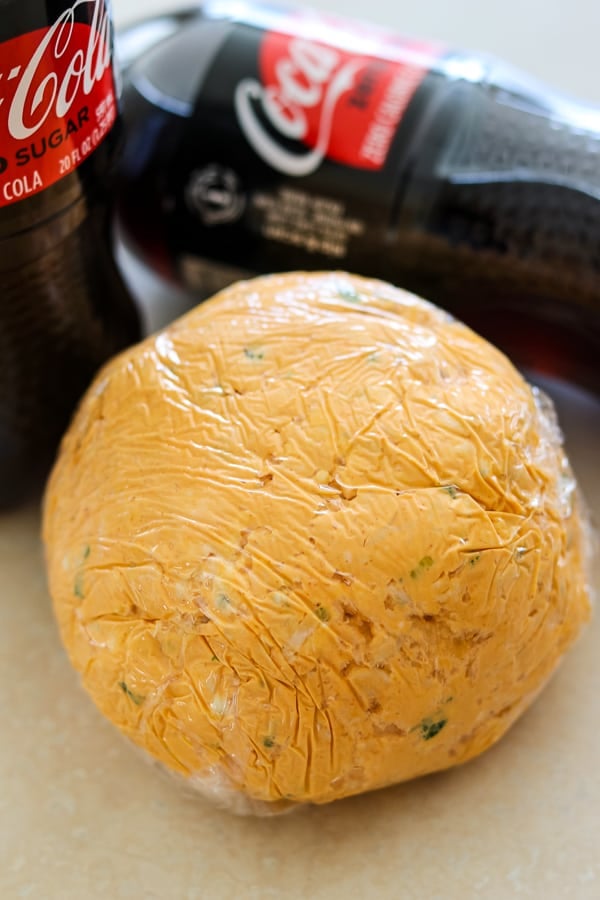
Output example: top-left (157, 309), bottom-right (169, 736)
top-left (43, 272), bottom-right (591, 814)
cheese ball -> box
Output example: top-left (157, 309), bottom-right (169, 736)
top-left (43, 272), bottom-right (591, 814)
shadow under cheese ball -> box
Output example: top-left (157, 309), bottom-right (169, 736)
top-left (43, 272), bottom-right (592, 814)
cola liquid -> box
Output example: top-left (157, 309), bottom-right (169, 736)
top-left (116, 2), bottom-right (600, 393)
top-left (0, 0), bottom-right (140, 506)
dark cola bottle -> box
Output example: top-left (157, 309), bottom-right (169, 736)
top-left (0, 0), bottom-right (140, 506)
top-left (116, 1), bottom-right (600, 393)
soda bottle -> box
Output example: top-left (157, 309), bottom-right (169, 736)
top-left (0, 0), bottom-right (140, 506)
top-left (115, 1), bottom-right (600, 394)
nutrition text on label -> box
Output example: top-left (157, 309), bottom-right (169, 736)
top-left (252, 187), bottom-right (365, 258)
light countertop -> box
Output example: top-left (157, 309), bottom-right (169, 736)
top-left (1, 1), bottom-right (599, 898)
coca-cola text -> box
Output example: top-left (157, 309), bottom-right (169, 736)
top-left (0, 0), bottom-right (116, 207)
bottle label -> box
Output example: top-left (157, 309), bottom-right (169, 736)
top-left (144, 2), bottom-right (442, 281)
top-left (121, 2), bottom-right (443, 290)
top-left (0, 0), bottom-right (116, 208)
top-left (231, 7), bottom-right (438, 176)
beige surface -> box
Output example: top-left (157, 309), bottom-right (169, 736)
top-left (0, 376), bottom-right (599, 899)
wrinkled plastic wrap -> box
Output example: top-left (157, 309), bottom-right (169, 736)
top-left (43, 272), bottom-right (592, 815)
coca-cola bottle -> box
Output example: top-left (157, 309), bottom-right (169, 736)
top-left (0, 0), bottom-right (140, 506)
top-left (115, 1), bottom-right (600, 393)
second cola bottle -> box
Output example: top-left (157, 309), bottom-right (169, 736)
top-left (116, 1), bottom-right (600, 392)
top-left (0, 0), bottom-right (140, 505)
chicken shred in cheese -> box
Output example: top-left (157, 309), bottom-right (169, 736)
top-left (43, 272), bottom-right (592, 814)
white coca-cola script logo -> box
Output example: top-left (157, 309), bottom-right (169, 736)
top-left (234, 37), bottom-right (361, 177)
top-left (8, 0), bottom-right (111, 140)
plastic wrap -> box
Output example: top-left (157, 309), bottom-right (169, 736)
top-left (43, 272), bottom-right (592, 815)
